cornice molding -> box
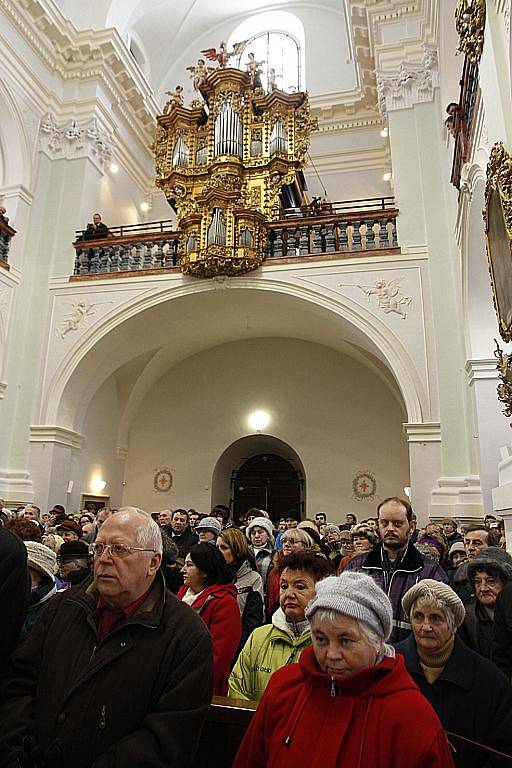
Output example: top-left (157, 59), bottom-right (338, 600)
top-left (375, 46), bottom-right (439, 116)
top-left (403, 421), bottom-right (441, 442)
top-left (29, 425), bottom-right (84, 450)
top-left (465, 358), bottom-right (500, 385)
top-left (1, 0), bottom-right (159, 142)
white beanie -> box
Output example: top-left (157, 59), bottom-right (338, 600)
top-left (195, 516), bottom-right (222, 536)
top-left (25, 541), bottom-right (56, 581)
top-left (306, 572), bottom-right (393, 641)
top-left (246, 516), bottom-right (274, 539)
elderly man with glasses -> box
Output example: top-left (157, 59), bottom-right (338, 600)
top-left (0, 507), bottom-right (213, 768)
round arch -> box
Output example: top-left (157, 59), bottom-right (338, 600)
top-left (43, 278), bottom-right (427, 434)
top-left (211, 433), bottom-right (306, 518)
top-left (0, 81), bottom-right (33, 191)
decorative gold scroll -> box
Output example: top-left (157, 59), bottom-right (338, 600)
top-left (455, 0), bottom-right (486, 63)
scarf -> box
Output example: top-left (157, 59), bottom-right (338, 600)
top-left (417, 634), bottom-right (455, 684)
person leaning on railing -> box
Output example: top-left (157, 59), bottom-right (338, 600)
top-left (79, 212), bottom-right (111, 241)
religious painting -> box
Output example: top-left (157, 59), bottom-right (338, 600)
top-left (484, 143), bottom-right (512, 342)
top-left (80, 494), bottom-right (110, 514)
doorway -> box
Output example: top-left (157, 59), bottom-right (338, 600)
top-left (231, 453), bottom-right (303, 523)
top-left (212, 434), bottom-right (305, 524)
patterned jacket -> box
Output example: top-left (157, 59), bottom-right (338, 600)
top-left (344, 542), bottom-right (448, 642)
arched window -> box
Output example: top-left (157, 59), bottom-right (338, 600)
top-left (228, 11), bottom-right (305, 93)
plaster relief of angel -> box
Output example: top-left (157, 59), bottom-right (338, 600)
top-left (57, 300), bottom-right (111, 339)
top-left (340, 278), bottom-right (412, 319)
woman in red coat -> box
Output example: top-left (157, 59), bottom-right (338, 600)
top-left (234, 572), bottom-right (454, 768)
top-left (178, 542), bottom-right (241, 695)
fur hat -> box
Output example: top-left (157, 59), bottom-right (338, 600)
top-left (196, 516), bottom-right (222, 536)
top-left (245, 516), bottom-right (274, 539)
top-left (25, 541), bottom-right (56, 581)
top-left (305, 572), bottom-right (393, 640)
top-left (402, 579), bottom-right (465, 628)
top-left (56, 518), bottom-right (82, 538)
top-left (467, 547), bottom-right (512, 584)
top-left (58, 541), bottom-right (90, 560)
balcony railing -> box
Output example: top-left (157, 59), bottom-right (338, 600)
top-left (72, 198), bottom-right (399, 277)
top-left (450, 57), bottom-right (480, 189)
top-left (0, 217), bottom-right (16, 269)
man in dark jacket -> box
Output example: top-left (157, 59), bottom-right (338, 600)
top-left (0, 526), bottom-right (28, 675)
top-left (163, 508), bottom-right (198, 560)
top-left (0, 507), bottom-right (213, 768)
top-left (345, 497), bottom-right (447, 642)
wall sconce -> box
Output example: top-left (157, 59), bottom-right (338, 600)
top-left (90, 473), bottom-right (106, 494)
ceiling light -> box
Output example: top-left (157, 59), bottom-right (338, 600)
top-left (109, 162), bottom-right (119, 174)
top-left (140, 201), bottom-right (150, 212)
top-left (90, 474), bottom-right (106, 494)
top-left (248, 410), bottom-right (270, 433)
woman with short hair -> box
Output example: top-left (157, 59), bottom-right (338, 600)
top-left (266, 529), bottom-right (319, 617)
top-left (397, 579), bottom-right (512, 768)
top-left (234, 572), bottom-right (453, 767)
top-left (178, 543), bottom-right (241, 695)
top-left (217, 527), bottom-right (264, 650)
top-left (228, 550), bottom-right (331, 701)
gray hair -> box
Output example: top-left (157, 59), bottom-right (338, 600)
top-left (309, 607), bottom-right (385, 652)
top-left (117, 507), bottom-right (163, 554)
top-left (408, 592), bottom-right (456, 632)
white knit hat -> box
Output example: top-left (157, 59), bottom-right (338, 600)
top-left (195, 516), bottom-right (222, 536)
top-left (246, 516), bottom-right (274, 539)
top-left (305, 572), bottom-right (393, 640)
top-left (25, 541), bottom-right (56, 581)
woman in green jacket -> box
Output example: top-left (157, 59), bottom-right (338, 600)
top-left (228, 550), bottom-right (332, 701)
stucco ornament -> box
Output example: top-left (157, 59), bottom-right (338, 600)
top-left (153, 467), bottom-right (173, 494)
top-left (352, 470), bottom-right (377, 501)
top-left (56, 300), bottom-right (111, 339)
top-left (339, 278), bottom-right (412, 319)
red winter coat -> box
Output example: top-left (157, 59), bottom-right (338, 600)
top-left (234, 645), bottom-right (454, 768)
top-left (177, 583), bottom-right (241, 695)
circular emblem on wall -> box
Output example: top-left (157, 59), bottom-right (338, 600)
top-left (153, 467), bottom-right (173, 494)
top-left (352, 470), bottom-right (377, 501)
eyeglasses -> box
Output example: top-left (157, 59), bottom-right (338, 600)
top-left (282, 537), bottom-right (303, 545)
top-left (90, 543), bottom-right (157, 559)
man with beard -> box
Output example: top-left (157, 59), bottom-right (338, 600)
top-left (345, 497), bottom-right (447, 642)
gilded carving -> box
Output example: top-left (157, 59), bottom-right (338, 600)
top-left (484, 143), bottom-right (512, 342)
top-left (153, 65), bottom-right (316, 277)
top-left (495, 341), bottom-right (512, 423)
top-left (455, 0), bottom-right (486, 62)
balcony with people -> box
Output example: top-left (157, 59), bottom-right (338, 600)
top-left (71, 197), bottom-right (399, 279)
top-left (0, 207), bottom-right (16, 269)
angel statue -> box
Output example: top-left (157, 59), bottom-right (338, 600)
top-left (246, 52), bottom-right (265, 90)
top-left (163, 85), bottom-right (184, 114)
top-left (201, 40), bottom-right (247, 68)
top-left (268, 67), bottom-right (282, 92)
top-left (186, 59), bottom-right (214, 96)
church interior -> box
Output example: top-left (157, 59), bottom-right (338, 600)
top-left (1, 0), bottom-right (511, 531)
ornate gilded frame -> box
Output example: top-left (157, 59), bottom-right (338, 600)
top-left (455, 0), bottom-right (486, 63)
top-left (484, 143), bottom-right (512, 343)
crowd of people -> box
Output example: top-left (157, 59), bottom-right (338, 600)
top-left (0, 496), bottom-right (511, 767)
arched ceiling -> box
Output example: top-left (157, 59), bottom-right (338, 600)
top-left (56, 286), bottom-right (410, 441)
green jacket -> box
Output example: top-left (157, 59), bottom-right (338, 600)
top-left (228, 608), bottom-right (311, 701)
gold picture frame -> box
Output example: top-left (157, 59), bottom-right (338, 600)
top-left (484, 143), bottom-right (512, 343)
top-left (80, 493), bottom-right (110, 514)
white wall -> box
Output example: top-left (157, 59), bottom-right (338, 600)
top-left (121, 337), bottom-right (409, 522)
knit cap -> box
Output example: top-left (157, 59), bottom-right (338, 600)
top-left (196, 516), bottom-right (222, 536)
top-left (448, 541), bottom-right (465, 556)
top-left (467, 546), bottom-right (512, 584)
top-left (25, 541), bottom-right (56, 581)
top-left (246, 516), bottom-right (273, 539)
top-left (402, 579), bottom-right (465, 628)
top-left (305, 572), bottom-right (393, 641)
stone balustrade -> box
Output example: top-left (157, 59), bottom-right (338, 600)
top-left (72, 199), bottom-right (399, 277)
top-left (0, 217), bottom-right (16, 269)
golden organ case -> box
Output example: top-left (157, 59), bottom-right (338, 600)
top-left (154, 67), bottom-right (317, 277)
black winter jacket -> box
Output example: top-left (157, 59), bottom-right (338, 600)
top-left (493, 581), bottom-right (512, 678)
top-left (0, 573), bottom-right (213, 768)
top-left (396, 634), bottom-right (512, 768)
top-left (0, 527), bottom-right (28, 675)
